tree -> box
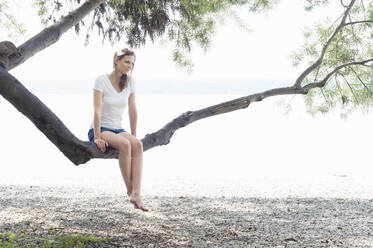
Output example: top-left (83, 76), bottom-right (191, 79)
top-left (0, 0), bottom-right (372, 165)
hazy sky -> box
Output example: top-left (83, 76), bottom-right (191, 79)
top-left (6, 1), bottom-right (342, 83)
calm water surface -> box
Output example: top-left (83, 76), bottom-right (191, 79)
top-left (1, 93), bottom-right (372, 198)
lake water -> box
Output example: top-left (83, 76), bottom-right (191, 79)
top-left (1, 90), bottom-right (373, 198)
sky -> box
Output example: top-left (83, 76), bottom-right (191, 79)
top-left (5, 0), bottom-right (343, 84)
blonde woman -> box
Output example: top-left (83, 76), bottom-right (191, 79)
top-left (88, 48), bottom-right (148, 212)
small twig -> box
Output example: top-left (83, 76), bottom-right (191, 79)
top-left (1, 11), bottom-right (25, 36)
top-left (361, 0), bottom-right (366, 20)
top-left (346, 15), bottom-right (363, 52)
top-left (313, 66), bottom-right (321, 82)
top-left (335, 29), bottom-right (340, 63)
top-left (340, 72), bottom-right (360, 104)
top-left (362, 64), bottom-right (373, 68)
top-left (335, 74), bottom-right (344, 98)
top-left (320, 88), bottom-right (330, 105)
top-left (287, 94), bottom-right (297, 106)
top-left (340, 0), bottom-right (349, 7)
top-left (349, 66), bottom-right (372, 94)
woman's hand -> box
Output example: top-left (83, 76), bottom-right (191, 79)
top-left (94, 138), bottom-right (108, 152)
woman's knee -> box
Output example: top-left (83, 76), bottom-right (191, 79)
top-left (118, 138), bottom-right (131, 154)
top-left (131, 138), bottom-right (143, 155)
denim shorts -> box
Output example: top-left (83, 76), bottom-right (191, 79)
top-left (88, 127), bottom-right (126, 142)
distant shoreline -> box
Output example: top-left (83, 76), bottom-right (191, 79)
top-left (22, 78), bottom-right (293, 95)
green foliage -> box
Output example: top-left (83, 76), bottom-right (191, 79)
top-left (0, 233), bottom-right (23, 248)
top-left (304, 0), bottom-right (330, 11)
top-left (50, 234), bottom-right (104, 247)
top-left (0, 232), bottom-right (105, 248)
top-left (247, 0), bottom-right (279, 12)
top-left (0, 2), bottom-right (26, 41)
top-left (34, 0), bottom-right (48, 25)
top-left (292, 0), bottom-right (373, 117)
top-left (33, 0), bottom-right (277, 70)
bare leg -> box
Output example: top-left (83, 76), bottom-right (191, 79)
top-left (100, 131), bottom-right (132, 196)
top-left (119, 132), bottom-right (148, 211)
top-left (118, 142), bottom-right (132, 196)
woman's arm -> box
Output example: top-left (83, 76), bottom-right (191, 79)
top-left (93, 89), bottom-right (107, 151)
top-left (128, 93), bottom-right (138, 137)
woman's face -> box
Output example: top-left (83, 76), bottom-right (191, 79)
top-left (116, 55), bottom-right (135, 75)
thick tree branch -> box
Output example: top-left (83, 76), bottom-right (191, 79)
top-left (0, 67), bottom-right (124, 164)
top-left (142, 57), bottom-right (372, 152)
top-left (294, 0), bottom-right (356, 87)
top-left (141, 85), bottom-right (308, 151)
top-left (7, 0), bottom-right (105, 71)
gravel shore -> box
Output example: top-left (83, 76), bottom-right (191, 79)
top-left (1, 183), bottom-right (373, 247)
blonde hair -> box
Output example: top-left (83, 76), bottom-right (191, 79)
top-left (113, 48), bottom-right (136, 91)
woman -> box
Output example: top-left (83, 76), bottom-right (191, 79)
top-left (88, 48), bottom-right (148, 212)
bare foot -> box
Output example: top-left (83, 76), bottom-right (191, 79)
top-left (129, 194), bottom-right (149, 212)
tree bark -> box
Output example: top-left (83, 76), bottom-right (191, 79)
top-left (0, 67), bottom-right (95, 164)
top-left (142, 86), bottom-right (307, 151)
top-left (7, 0), bottom-right (105, 71)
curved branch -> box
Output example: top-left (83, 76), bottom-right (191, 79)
top-left (0, 67), bottom-right (121, 164)
top-left (142, 85), bottom-right (307, 151)
top-left (169, 60), bottom-right (372, 132)
top-left (340, 72), bottom-right (360, 104)
top-left (294, 0), bottom-right (357, 87)
top-left (344, 20), bottom-right (373, 26)
top-left (303, 58), bottom-right (373, 90)
top-left (7, 0), bottom-right (105, 71)
top-left (340, 0), bottom-right (349, 8)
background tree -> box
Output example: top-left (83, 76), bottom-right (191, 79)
top-left (0, 1), bottom-right (26, 41)
top-left (293, 0), bottom-right (373, 118)
top-left (0, 0), bottom-right (371, 165)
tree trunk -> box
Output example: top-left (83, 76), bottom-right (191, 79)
top-left (0, 67), bottom-right (95, 164)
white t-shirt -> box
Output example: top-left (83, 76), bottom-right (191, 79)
top-left (90, 74), bottom-right (135, 129)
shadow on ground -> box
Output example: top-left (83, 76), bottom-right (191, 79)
top-left (0, 185), bottom-right (372, 247)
